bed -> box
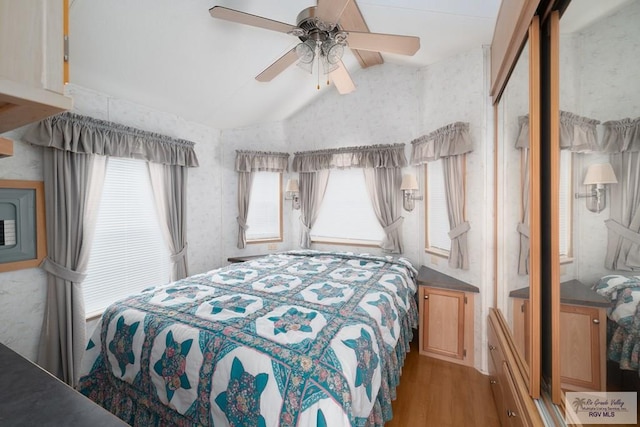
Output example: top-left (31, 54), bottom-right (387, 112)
top-left (77, 250), bottom-right (418, 426)
top-left (593, 274), bottom-right (640, 377)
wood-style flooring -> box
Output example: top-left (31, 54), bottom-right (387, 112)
top-left (386, 339), bottom-right (500, 426)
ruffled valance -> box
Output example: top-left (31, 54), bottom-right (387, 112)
top-left (292, 143), bottom-right (406, 172)
top-left (235, 150), bottom-right (289, 172)
top-left (516, 111), bottom-right (600, 152)
top-left (602, 117), bottom-right (640, 153)
top-left (23, 112), bottom-right (199, 167)
top-left (560, 111), bottom-right (600, 152)
top-left (409, 122), bottom-right (472, 164)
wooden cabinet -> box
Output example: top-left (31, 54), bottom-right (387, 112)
top-left (560, 304), bottom-right (606, 391)
top-left (511, 280), bottom-right (608, 392)
top-left (0, 0), bottom-right (72, 133)
top-left (417, 266), bottom-right (477, 367)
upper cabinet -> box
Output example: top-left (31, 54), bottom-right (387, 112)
top-left (0, 0), bottom-right (72, 133)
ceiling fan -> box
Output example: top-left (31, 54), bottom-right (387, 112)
top-left (209, 0), bottom-right (420, 94)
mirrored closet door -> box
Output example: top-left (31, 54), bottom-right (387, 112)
top-left (494, 17), bottom-right (541, 398)
top-left (548, 0), bottom-right (640, 403)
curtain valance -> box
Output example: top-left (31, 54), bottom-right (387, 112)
top-left (292, 143), bottom-right (406, 172)
top-left (235, 150), bottom-right (289, 172)
top-left (516, 111), bottom-right (601, 152)
top-left (560, 111), bottom-right (600, 152)
top-left (23, 112), bottom-right (199, 167)
top-left (410, 122), bottom-right (472, 164)
top-left (602, 117), bottom-right (640, 153)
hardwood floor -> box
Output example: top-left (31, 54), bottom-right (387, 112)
top-left (386, 339), bottom-right (501, 426)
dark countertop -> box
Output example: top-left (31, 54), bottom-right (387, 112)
top-left (417, 265), bottom-right (479, 293)
top-left (509, 279), bottom-right (610, 308)
top-left (0, 343), bottom-right (128, 426)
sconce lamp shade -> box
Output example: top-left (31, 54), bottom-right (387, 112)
top-left (583, 163), bottom-right (617, 185)
top-left (285, 178), bottom-right (299, 193)
top-left (400, 174), bottom-right (419, 191)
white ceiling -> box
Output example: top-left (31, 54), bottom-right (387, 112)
top-left (69, 0), bottom-right (500, 130)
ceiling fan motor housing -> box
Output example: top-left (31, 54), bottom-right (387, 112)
top-left (295, 7), bottom-right (344, 44)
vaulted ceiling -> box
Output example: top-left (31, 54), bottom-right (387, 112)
top-left (69, 0), bottom-right (500, 130)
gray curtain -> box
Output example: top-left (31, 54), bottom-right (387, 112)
top-left (236, 172), bottom-right (254, 249)
top-left (410, 122), bottom-right (472, 269)
top-left (516, 116), bottom-right (530, 275)
top-left (299, 170), bottom-right (330, 248)
top-left (603, 118), bottom-right (640, 270)
top-left (149, 163), bottom-right (189, 280)
top-left (23, 112), bottom-right (199, 385)
top-left (234, 150), bottom-right (289, 249)
top-left (363, 167), bottom-right (404, 253)
top-left (36, 150), bottom-right (107, 386)
top-left (443, 155), bottom-right (470, 269)
top-left (293, 144), bottom-right (406, 250)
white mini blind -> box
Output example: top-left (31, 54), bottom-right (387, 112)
top-left (246, 171), bottom-right (281, 241)
top-left (426, 161), bottom-right (450, 252)
top-left (311, 168), bottom-right (384, 243)
top-left (83, 157), bottom-right (171, 316)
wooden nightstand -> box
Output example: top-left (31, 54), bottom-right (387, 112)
top-left (416, 266), bottom-right (479, 367)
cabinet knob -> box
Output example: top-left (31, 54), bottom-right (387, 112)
top-left (490, 380), bottom-right (497, 384)
top-left (424, 295), bottom-right (429, 300)
top-left (592, 318), bottom-right (600, 324)
top-left (507, 410), bottom-right (517, 418)
top-left (489, 344), bottom-right (496, 351)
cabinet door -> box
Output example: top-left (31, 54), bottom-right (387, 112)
top-left (420, 287), bottom-right (465, 360)
top-left (560, 305), bottom-right (604, 390)
top-left (0, 0), bottom-right (64, 93)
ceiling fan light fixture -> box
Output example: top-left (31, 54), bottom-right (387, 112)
top-left (295, 40), bottom-right (316, 63)
top-left (322, 41), bottom-right (344, 65)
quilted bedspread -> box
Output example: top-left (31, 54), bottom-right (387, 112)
top-left (594, 275), bottom-right (640, 375)
top-left (77, 251), bottom-right (418, 426)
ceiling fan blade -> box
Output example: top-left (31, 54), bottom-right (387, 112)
top-left (347, 31), bottom-right (420, 56)
top-left (209, 6), bottom-right (296, 34)
top-left (316, 0), bottom-right (352, 25)
top-left (256, 48), bottom-right (298, 82)
top-left (330, 61), bottom-right (356, 94)
top-left (338, 0), bottom-right (383, 68)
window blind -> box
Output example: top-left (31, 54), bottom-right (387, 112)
top-left (83, 157), bottom-right (171, 316)
top-left (426, 161), bottom-right (450, 252)
top-left (311, 168), bottom-right (384, 243)
top-left (246, 171), bottom-right (281, 241)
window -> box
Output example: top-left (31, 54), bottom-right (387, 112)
top-left (83, 157), bottom-right (171, 317)
top-left (246, 171), bottom-right (282, 242)
top-left (311, 168), bottom-right (384, 244)
top-left (425, 161), bottom-right (450, 254)
top-left (559, 150), bottom-right (572, 259)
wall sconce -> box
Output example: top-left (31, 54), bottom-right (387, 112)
top-left (574, 163), bottom-right (618, 213)
top-left (284, 178), bottom-right (300, 210)
top-left (400, 174), bottom-right (423, 212)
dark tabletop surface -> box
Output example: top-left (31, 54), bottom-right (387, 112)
top-left (0, 343), bottom-right (128, 426)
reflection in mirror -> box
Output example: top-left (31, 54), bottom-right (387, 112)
top-left (558, 0), bottom-right (640, 394)
top-left (495, 40), bottom-right (530, 367)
